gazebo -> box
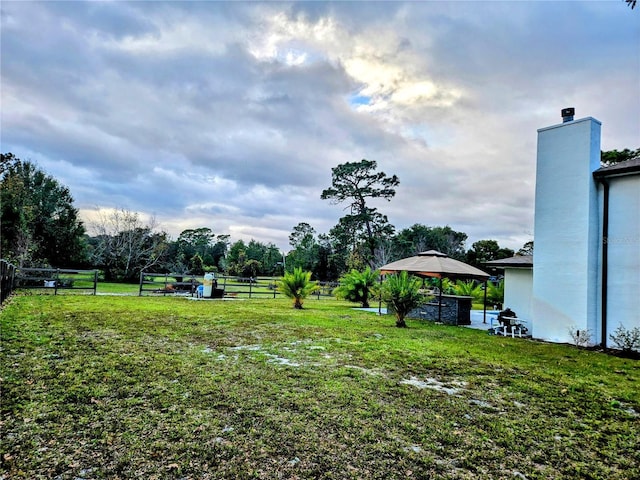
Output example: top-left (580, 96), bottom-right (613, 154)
top-left (379, 250), bottom-right (491, 323)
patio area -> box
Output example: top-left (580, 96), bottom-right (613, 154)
top-left (468, 310), bottom-right (500, 331)
top-left (356, 307), bottom-right (501, 333)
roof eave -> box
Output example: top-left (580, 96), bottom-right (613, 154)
top-left (593, 158), bottom-right (640, 180)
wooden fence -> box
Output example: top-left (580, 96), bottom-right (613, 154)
top-left (140, 272), bottom-right (339, 299)
top-left (139, 272), bottom-right (201, 296)
top-left (14, 267), bottom-right (98, 295)
top-left (1, 264), bottom-right (339, 302)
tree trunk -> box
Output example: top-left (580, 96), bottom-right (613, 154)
top-left (396, 316), bottom-right (407, 328)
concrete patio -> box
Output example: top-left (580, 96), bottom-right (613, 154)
top-left (356, 307), bottom-right (500, 332)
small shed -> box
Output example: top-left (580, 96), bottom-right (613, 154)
top-left (485, 255), bottom-right (533, 323)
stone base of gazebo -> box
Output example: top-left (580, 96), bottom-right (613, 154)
top-left (396, 294), bottom-right (473, 326)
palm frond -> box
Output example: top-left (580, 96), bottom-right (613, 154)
top-left (486, 279), bottom-right (504, 307)
top-left (453, 279), bottom-right (484, 302)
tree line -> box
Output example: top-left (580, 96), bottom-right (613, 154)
top-left (11, 149), bottom-right (634, 282)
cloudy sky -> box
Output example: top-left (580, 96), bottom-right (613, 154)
top-left (2, 1), bottom-right (638, 252)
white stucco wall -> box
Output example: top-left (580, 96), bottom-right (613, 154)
top-left (504, 268), bottom-right (533, 322)
top-left (532, 117), bottom-right (601, 343)
top-left (603, 175), bottom-right (640, 343)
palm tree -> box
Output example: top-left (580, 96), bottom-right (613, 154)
top-left (278, 267), bottom-right (319, 309)
top-left (453, 279), bottom-right (483, 303)
top-left (333, 267), bottom-right (379, 308)
top-left (427, 277), bottom-right (455, 294)
top-left (486, 279), bottom-right (504, 309)
top-left (381, 271), bottom-right (426, 328)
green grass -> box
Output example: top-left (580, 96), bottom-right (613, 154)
top-left (96, 282), bottom-right (140, 295)
top-left (1, 294), bottom-right (638, 479)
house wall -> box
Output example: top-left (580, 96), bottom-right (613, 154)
top-left (504, 268), bottom-right (533, 322)
top-left (603, 175), bottom-right (640, 342)
top-left (532, 117), bottom-right (601, 343)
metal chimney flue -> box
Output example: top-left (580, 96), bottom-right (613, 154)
top-left (561, 107), bottom-right (575, 123)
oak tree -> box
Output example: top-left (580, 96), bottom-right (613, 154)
top-left (1, 153), bottom-right (86, 267)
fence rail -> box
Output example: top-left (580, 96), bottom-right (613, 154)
top-left (139, 272), bottom-right (201, 296)
top-left (140, 272), bottom-right (339, 299)
top-left (14, 267), bottom-right (98, 295)
top-left (1, 260), bottom-right (17, 304)
top-left (2, 263), bottom-right (338, 302)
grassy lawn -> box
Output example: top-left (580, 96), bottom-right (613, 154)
top-left (96, 282), bottom-right (141, 295)
top-left (1, 294), bottom-right (638, 479)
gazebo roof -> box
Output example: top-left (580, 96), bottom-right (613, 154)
top-left (379, 250), bottom-right (490, 280)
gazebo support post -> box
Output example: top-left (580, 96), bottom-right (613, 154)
top-left (438, 277), bottom-right (443, 323)
top-left (378, 274), bottom-right (383, 315)
top-left (483, 280), bottom-right (488, 324)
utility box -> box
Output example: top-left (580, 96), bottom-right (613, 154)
top-left (203, 273), bottom-right (215, 297)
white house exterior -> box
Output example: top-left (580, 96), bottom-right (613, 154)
top-left (495, 112), bottom-right (639, 347)
top-left (593, 158), bottom-right (640, 346)
top-left (485, 256), bottom-right (533, 323)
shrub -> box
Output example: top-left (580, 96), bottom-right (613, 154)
top-left (453, 279), bottom-right (483, 302)
top-left (333, 267), bottom-right (379, 308)
top-left (278, 267), bottom-right (319, 309)
top-left (609, 324), bottom-right (640, 353)
top-left (568, 326), bottom-right (593, 348)
top-left (486, 280), bottom-right (504, 308)
top-left (426, 277), bottom-right (455, 294)
top-left (381, 271), bottom-right (426, 328)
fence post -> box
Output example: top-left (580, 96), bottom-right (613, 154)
top-left (249, 279), bottom-right (252, 298)
top-left (93, 270), bottom-right (98, 295)
top-left (0, 260), bottom-right (8, 304)
top-left (11, 264), bottom-right (16, 296)
top-left (139, 272), bottom-right (144, 296)
top-left (54, 269), bottom-right (60, 295)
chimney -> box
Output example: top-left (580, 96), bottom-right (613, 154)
top-left (561, 107), bottom-right (575, 123)
top-left (533, 114), bottom-right (601, 344)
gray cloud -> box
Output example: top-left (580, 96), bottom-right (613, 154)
top-left (2, 1), bottom-right (638, 251)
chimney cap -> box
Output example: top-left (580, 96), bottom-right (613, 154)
top-left (561, 107), bottom-right (575, 123)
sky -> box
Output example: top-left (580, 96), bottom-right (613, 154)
top-left (2, 1), bottom-right (639, 253)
